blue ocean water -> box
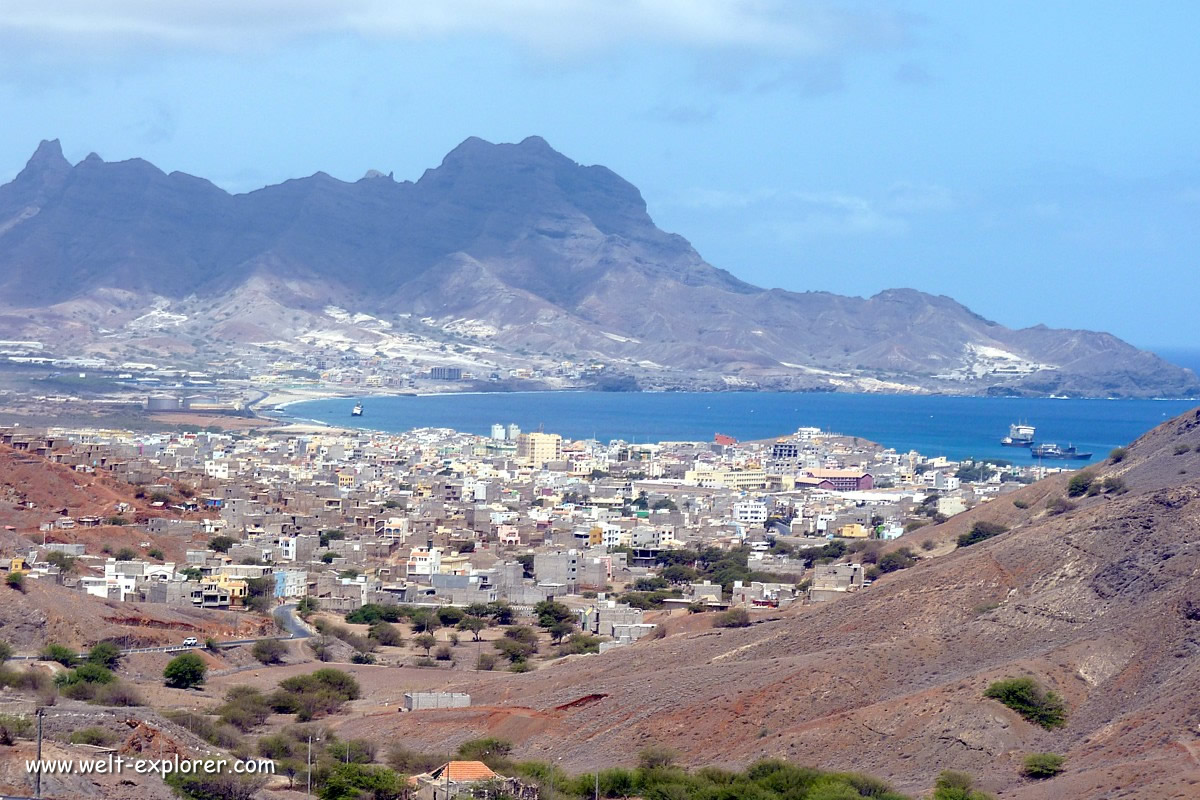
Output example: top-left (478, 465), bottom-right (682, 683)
top-left (284, 392), bottom-right (1198, 464)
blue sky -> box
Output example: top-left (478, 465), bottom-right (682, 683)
top-left (1, 1), bottom-right (1197, 351)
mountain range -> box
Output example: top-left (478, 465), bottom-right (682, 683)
top-left (0, 137), bottom-right (1195, 397)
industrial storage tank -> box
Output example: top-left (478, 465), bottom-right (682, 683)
top-left (145, 395), bottom-right (182, 411)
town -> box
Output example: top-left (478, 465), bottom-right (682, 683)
top-left (2, 419), bottom-right (1066, 644)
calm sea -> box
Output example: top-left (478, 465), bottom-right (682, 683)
top-left (283, 392), bottom-right (1198, 464)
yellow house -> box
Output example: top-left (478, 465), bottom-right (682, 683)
top-left (439, 553), bottom-right (472, 575)
top-left (588, 527), bottom-right (603, 546)
top-left (209, 575), bottom-right (248, 605)
top-left (836, 523), bottom-right (869, 539)
top-left (337, 472), bottom-right (355, 489)
top-left (9, 556), bottom-right (30, 572)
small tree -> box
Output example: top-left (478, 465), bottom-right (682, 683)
top-left (208, 535), bottom-right (235, 553)
top-left (164, 652), bottom-right (207, 689)
top-left (932, 770), bottom-right (993, 800)
top-left (409, 610), bottom-right (440, 634)
top-left (984, 677), bottom-right (1067, 729)
top-left (40, 643), bottom-right (78, 667)
top-left (714, 608), bottom-right (751, 628)
top-left (413, 633), bottom-right (436, 656)
top-left (1067, 472), bottom-right (1094, 497)
top-left (368, 622), bottom-right (404, 647)
top-left (877, 547), bottom-right (917, 573)
top-left (548, 621), bottom-right (576, 644)
top-left (638, 746), bottom-right (678, 770)
top-left (45, 551), bottom-right (76, 573)
top-left (86, 641), bottom-right (122, 670)
top-left (1021, 753), bottom-right (1065, 779)
top-left (957, 521), bottom-right (1008, 548)
top-left (5, 572), bottom-right (25, 592)
top-left (0, 640), bottom-right (12, 663)
top-left (252, 638), bottom-right (287, 665)
top-left (457, 616), bottom-right (488, 642)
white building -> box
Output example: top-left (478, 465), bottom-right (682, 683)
top-left (733, 500), bottom-right (769, 526)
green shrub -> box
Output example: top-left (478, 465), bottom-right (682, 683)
top-left (714, 608), bottom-right (751, 628)
top-left (1109, 447), bottom-right (1128, 463)
top-left (1046, 496), bottom-right (1077, 515)
top-left (163, 652), bottom-right (207, 689)
top-left (86, 641), bottom-right (122, 670)
top-left (1021, 752), bottom-right (1065, 779)
top-left (1012, 498), bottom-right (1029, 509)
top-left (475, 653), bottom-right (498, 671)
top-left (0, 714), bottom-right (32, 745)
top-left (957, 521), bottom-right (1008, 548)
top-left (386, 743), bottom-right (443, 774)
top-left (368, 622), bottom-right (404, 647)
top-left (163, 711), bottom-right (242, 750)
top-left (208, 535), bottom-right (235, 553)
top-left (270, 668), bottom-right (359, 721)
top-left (164, 764), bottom-right (265, 800)
top-left (0, 641), bottom-right (12, 663)
top-left (252, 638), bottom-right (287, 665)
top-left (326, 738), bottom-right (376, 765)
top-left (317, 762), bottom-right (400, 800)
top-left (218, 686), bottom-right (272, 732)
top-left (983, 677), bottom-right (1067, 729)
top-left (45, 551), bottom-right (77, 573)
top-left (41, 643), bottom-right (78, 667)
top-left (57, 663), bottom-right (115, 686)
top-left (90, 682), bottom-right (142, 706)
top-left (69, 727), bottom-right (117, 746)
top-left (877, 547), bottom-right (917, 573)
top-left (932, 770), bottom-right (994, 800)
top-left (1102, 476), bottom-right (1126, 494)
top-left (6, 572), bottom-right (25, 592)
top-left (457, 737), bottom-right (512, 765)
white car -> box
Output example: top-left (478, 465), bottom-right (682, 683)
top-left (182, 637), bottom-right (199, 647)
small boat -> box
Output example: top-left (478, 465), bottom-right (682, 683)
top-left (1001, 423), bottom-right (1036, 447)
top-left (351, 402), bottom-right (363, 417)
top-left (1031, 443), bottom-right (1092, 460)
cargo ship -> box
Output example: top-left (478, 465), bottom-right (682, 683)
top-left (1031, 443), bottom-right (1092, 460)
top-left (351, 402), bottom-right (363, 417)
top-left (1001, 423), bottom-right (1036, 447)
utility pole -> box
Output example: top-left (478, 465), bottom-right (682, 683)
top-left (34, 707), bottom-right (43, 799)
top-left (307, 734), bottom-right (312, 796)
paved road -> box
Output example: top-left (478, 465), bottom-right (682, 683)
top-left (273, 603), bottom-right (312, 639)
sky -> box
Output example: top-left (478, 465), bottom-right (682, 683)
top-left (1, 1), bottom-right (1197, 352)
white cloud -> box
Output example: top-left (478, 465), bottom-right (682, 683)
top-left (669, 186), bottom-right (917, 237)
top-left (0, 1), bottom-right (910, 57)
top-left (884, 182), bottom-right (957, 213)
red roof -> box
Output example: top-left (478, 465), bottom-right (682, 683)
top-left (432, 761), bottom-right (498, 783)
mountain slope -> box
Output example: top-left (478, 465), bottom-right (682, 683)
top-left (0, 137), bottom-right (1195, 397)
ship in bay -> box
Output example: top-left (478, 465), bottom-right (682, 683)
top-left (1001, 422), bottom-right (1036, 447)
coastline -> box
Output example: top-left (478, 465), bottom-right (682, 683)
top-left (271, 391), bottom-right (1197, 461)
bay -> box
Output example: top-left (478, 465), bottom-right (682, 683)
top-left (283, 392), bottom-right (1197, 465)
